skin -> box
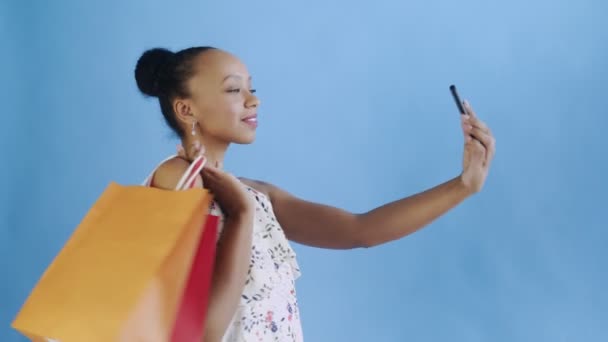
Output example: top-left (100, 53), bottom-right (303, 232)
top-left (150, 48), bottom-right (496, 340)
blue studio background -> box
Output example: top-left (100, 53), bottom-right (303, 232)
top-left (1, 0), bottom-right (607, 341)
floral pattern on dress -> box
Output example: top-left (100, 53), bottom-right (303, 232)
top-left (219, 184), bottom-right (303, 342)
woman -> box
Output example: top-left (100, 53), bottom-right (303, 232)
top-left (135, 46), bottom-right (495, 341)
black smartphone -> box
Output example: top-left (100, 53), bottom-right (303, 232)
top-left (449, 85), bottom-right (467, 115)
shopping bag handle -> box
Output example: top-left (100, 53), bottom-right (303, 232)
top-left (142, 155), bottom-right (207, 191)
top-left (175, 155), bottom-right (206, 191)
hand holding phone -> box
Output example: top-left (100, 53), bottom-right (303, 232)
top-left (447, 84), bottom-right (496, 194)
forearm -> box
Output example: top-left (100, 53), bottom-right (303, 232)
top-left (358, 176), bottom-right (472, 247)
top-left (204, 212), bottom-right (254, 341)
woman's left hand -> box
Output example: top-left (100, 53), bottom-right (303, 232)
top-left (460, 100), bottom-right (496, 194)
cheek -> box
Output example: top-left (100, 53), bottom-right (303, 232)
top-left (199, 97), bottom-right (244, 131)
top-left (223, 96), bottom-right (247, 121)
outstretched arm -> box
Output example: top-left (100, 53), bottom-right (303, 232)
top-left (250, 176), bottom-right (471, 249)
top-left (251, 101), bottom-right (495, 249)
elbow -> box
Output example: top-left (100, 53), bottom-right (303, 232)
top-left (352, 214), bottom-right (376, 249)
top-left (357, 236), bottom-right (379, 249)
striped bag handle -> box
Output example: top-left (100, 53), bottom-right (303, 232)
top-left (175, 155), bottom-right (206, 190)
top-left (177, 154), bottom-right (222, 216)
top-left (142, 155), bottom-right (207, 191)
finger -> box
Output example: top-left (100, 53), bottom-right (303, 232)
top-left (461, 121), bottom-right (475, 142)
top-left (464, 139), bottom-right (486, 168)
top-left (468, 126), bottom-right (493, 148)
top-left (472, 139), bottom-right (486, 160)
top-left (469, 127), bottom-right (495, 165)
top-left (201, 168), bottom-right (220, 187)
top-left (202, 164), bottom-right (228, 181)
top-left (464, 126), bottom-right (487, 153)
top-left (463, 115), bottom-right (490, 134)
top-left (202, 164), bottom-right (220, 175)
top-left (485, 136), bottom-right (496, 164)
top-left (463, 100), bottom-right (476, 117)
top-left (462, 100), bottom-right (492, 135)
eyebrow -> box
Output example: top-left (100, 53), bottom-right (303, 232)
top-left (222, 74), bottom-right (252, 83)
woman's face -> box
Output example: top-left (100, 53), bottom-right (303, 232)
top-left (183, 49), bottom-right (260, 145)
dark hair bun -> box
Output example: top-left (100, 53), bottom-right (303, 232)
top-left (134, 48), bottom-right (174, 97)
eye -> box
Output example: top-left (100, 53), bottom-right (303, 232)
top-left (226, 88), bottom-right (256, 94)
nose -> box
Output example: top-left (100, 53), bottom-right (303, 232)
top-left (245, 91), bottom-right (260, 108)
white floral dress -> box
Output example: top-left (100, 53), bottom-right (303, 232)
top-left (143, 156), bottom-right (304, 341)
top-left (219, 184), bottom-right (304, 341)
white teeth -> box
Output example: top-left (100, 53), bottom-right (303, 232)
top-left (244, 118), bottom-right (257, 122)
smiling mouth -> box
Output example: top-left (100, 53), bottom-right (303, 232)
top-left (242, 115), bottom-right (258, 128)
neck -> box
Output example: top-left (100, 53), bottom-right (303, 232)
top-left (181, 134), bottom-right (229, 169)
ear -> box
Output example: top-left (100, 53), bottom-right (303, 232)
top-left (173, 98), bottom-right (196, 126)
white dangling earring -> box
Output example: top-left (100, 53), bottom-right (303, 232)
top-left (191, 121), bottom-right (197, 136)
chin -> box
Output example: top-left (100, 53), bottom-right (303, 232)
top-left (233, 133), bottom-right (256, 145)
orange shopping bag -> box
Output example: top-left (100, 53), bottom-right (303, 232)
top-left (12, 155), bottom-right (218, 342)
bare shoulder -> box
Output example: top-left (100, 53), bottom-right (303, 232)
top-left (152, 157), bottom-right (199, 190)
